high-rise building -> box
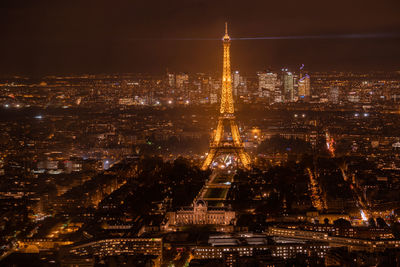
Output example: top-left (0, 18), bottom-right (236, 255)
top-left (293, 74), bottom-right (299, 100)
top-left (238, 76), bottom-right (247, 96)
top-left (167, 73), bottom-right (175, 87)
top-left (282, 69), bottom-right (294, 101)
top-left (233, 71), bottom-right (240, 89)
top-left (232, 70), bottom-right (240, 97)
top-left (175, 73), bottom-right (189, 88)
top-left (257, 72), bottom-right (279, 99)
top-left (298, 64), bottom-right (310, 100)
top-left (200, 76), bottom-right (211, 99)
top-left (232, 71), bottom-right (248, 97)
top-left (209, 78), bottom-right (221, 104)
top-left (298, 74), bottom-right (311, 100)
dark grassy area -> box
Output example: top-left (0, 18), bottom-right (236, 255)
top-left (203, 188), bottom-right (227, 199)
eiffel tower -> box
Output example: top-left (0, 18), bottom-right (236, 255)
top-left (201, 23), bottom-right (251, 170)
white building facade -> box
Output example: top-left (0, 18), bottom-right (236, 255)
top-left (166, 200), bottom-right (236, 226)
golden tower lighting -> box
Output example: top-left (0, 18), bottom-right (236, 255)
top-left (201, 23), bottom-right (251, 170)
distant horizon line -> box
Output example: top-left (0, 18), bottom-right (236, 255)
top-left (125, 32), bottom-right (400, 41)
top-left (1, 69), bottom-right (400, 79)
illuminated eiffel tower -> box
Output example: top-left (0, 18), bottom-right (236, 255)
top-left (201, 23), bottom-right (251, 170)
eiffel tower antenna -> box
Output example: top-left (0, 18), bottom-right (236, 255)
top-left (201, 24), bottom-right (251, 170)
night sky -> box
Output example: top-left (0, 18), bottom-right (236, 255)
top-left (1, 0), bottom-right (400, 75)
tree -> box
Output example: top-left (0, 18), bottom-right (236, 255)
top-left (334, 218), bottom-right (351, 228)
top-left (376, 217), bottom-right (388, 228)
top-left (368, 218), bottom-right (376, 228)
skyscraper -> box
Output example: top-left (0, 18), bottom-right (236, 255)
top-left (282, 69), bottom-right (294, 101)
top-left (232, 71), bottom-right (240, 97)
top-left (232, 71), bottom-right (247, 98)
top-left (298, 74), bottom-right (311, 100)
top-left (167, 73), bottom-right (175, 87)
top-left (238, 76), bottom-right (247, 96)
top-left (175, 73), bottom-right (189, 89)
top-left (257, 72), bottom-right (279, 99)
top-left (298, 65), bottom-right (311, 100)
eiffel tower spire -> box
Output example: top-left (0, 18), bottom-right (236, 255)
top-left (201, 24), bottom-right (251, 170)
top-left (220, 22), bottom-right (234, 114)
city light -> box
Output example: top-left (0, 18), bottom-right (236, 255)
top-left (360, 210), bottom-right (368, 221)
top-left (0, 6), bottom-right (399, 266)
